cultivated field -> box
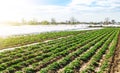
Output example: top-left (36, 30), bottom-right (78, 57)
top-left (0, 28), bottom-right (120, 73)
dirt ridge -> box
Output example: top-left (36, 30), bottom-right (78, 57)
top-left (110, 33), bottom-right (120, 73)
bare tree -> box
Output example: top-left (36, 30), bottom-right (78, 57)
top-left (104, 17), bottom-right (109, 25)
top-left (51, 18), bottom-right (56, 24)
top-left (111, 19), bottom-right (116, 24)
top-left (21, 18), bottom-right (26, 24)
top-left (70, 17), bottom-right (77, 24)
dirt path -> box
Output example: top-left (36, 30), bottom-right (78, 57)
top-left (0, 35), bottom-right (72, 53)
top-left (110, 33), bottom-right (120, 73)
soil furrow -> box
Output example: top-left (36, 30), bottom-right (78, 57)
top-left (110, 33), bottom-right (120, 73)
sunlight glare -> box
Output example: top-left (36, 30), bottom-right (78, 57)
top-left (0, 0), bottom-right (30, 24)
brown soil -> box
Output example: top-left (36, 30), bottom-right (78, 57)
top-left (110, 33), bottom-right (120, 73)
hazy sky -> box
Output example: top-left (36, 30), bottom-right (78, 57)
top-left (0, 0), bottom-right (120, 22)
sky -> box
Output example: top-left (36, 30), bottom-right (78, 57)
top-left (0, 0), bottom-right (120, 22)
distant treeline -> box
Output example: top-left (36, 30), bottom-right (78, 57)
top-left (7, 17), bottom-right (120, 25)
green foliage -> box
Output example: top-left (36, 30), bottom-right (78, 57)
top-left (41, 20), bottom-right (49, 25)
top-left (23, 68), bottom-right (35, 73)
top-left (0, 28), bottom-right (119, 73)
top-left (39, 69), bottom-right (48, 73)
top-left (16, 71), bottom-right (23, 73)
top-left (64, 68), bottom-right (74, 73)
top-left (0, 31), bottom-right (82, 49)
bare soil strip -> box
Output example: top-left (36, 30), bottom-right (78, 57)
top-left (95, 38), bottom-right (112, 72)
top-left (110, 33), bottom-right (120, 73)
top-left (0, 35), bottom-right (72, 53)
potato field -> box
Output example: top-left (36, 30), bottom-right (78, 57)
top-left (0, 28), bottom-right (120, 73)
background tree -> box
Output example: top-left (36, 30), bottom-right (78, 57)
top-left (111, 19), bottom-right (116, 24)
top-left (41, 20), bottom-right (49, 25)
top-left (21, 18), bottom-right (26, 24)
top-left (104, 17), bottom-right (109, 25)
top-left (28, 18), bottom-right (38, 25)
top-left (51, 18), bottom-right (56, 24)
top-left (70, 17), bottom-right (77, 24)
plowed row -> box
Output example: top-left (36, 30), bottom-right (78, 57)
top-left (0, 28), bottom-right (119, 73)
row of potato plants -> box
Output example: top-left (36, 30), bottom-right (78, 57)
top-left (0, 30), bottom-right (87, 49)
top-left (27, 30), bottom-right (113, 72)
top-left (60, 30), bottom-right (114, 73)
top-left (81, 30), bottom-right (117, 73)
top-left (38, 29), bottom-right (114, 72)
top-left (38, 30), bottom-right (113, 73)
top-left (0, 29), bottom-right (105, 60)
top-left (0, 28), bottom-right (116, 72)
top-left (0, 30), bottom-right (100, 64)
top-left (0, 29), bottom-right (99, 58)
top-left (0, 29), bottom-right (105, 72)
top-left (97, 30), bottom-right (119, 73)
top-left (0, 36), bottom-right (82, 72)
top-left (0, 29), bottom-right (110, 73)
